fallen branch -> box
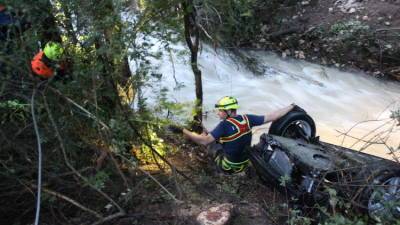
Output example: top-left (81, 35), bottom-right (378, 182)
top-left (48, 87), bottom-right (110, 130)
top-left (32, 185), bottom-right (102, 219)
top-left (337, 119), bottom-right (393, 149)
top-left (118, 154), bottom-right (181, 203)
top-left (90, 212), bottom-right (125, 225)
top-left (138, 167), bottom-right (181, 203)
top-left (375, 27), bottom-right (400, 32)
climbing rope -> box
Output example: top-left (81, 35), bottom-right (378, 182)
top-left (31, 81), bottom-right (47, 225)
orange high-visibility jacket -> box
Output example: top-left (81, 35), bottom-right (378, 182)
top-left (31, 51), bottom-right (54, 78)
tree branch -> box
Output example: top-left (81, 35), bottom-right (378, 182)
top-left (43, 95), bottom-right (126, 214)
top-left (32, 185), bottom-right (102, 219)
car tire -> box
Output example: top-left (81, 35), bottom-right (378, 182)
top-left (268, 106), bottom-right (316, 140)
top-left (356, 168), bottom-right (400, 223)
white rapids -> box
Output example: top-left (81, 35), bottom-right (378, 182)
top-left (133, 43), bottom-right (400, 160)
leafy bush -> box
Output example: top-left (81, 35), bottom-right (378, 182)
top-left (329, 20), bottom-right (370, 41)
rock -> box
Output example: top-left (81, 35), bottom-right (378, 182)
top-left (295, 50), bottom-right (305, 59)
top-left (260, 24), bottom-right (269, 34)
top-left (299, 39), bottom-right (305, 45)
top-left (336, 0), bottom-right (362, 13)
top-left (384, 21), bottom-right (391, 26)
top-left (362, 15), bottom-right (369, 21)
top-left (104, 204), bottom-right (113, 211)
top-left (282, 49), bottom-right (291, 59)
top-left (385, 44), bottom-right (393, 49)
top-left (196, 203), bottom-right (234, 225)
top-left (301, 1), bottom-right (310, 5)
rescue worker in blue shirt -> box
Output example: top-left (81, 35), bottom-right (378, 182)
top-left (0, 4), bottom-right (13, 41)
top-left (169, 96), bottom-right (295, 174)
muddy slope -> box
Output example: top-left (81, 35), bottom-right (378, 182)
top-left (252, 0), bottom-right (400, 80)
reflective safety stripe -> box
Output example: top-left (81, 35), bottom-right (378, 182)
top-left (215, 156), bottom-right (249, 173)
top-left (220, 115), bottom-right (251, 143)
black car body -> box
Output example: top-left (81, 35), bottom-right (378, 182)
top-left (249, 107), bottom-right (400, 223)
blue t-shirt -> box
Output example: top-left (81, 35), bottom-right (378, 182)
top-left (0, 11), bottom-right (13, 25)
top-left (0, 10), bottom-right (14, 41)
top-left (210, 114), bottom-right (264, 162)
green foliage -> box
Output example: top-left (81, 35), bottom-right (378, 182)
top-left (279, 174), bottom-right (291, 187)
top-left (196, 0), bottom-right (265, 46)
top-left (139, 125), bottom-right (169, 162)
top-left (217, 178), bottom-right (240, 195)
top-left (321, 215), bottom-right (366, 225)
top-left (288, 208), bottom-right (311, 225)
top-left (86, 171), bottom-right (110, 190)
top-left (329, 20), bottom-right (370, 41)
top-left (326, 188), bottom-right (338, 210)
top-left (391, 108), bottom-right (400, 124)
top-left (0, 99), bottom-right (29, 125)
top-left (0, 0), bottom-right (187, 223)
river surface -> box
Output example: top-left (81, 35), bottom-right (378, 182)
top-left (133, 43), bottom-right (400, 160)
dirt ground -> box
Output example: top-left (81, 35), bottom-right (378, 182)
top-left (115, 139), bottom-right (294, 225)
top-left (254, 0), bottom-right (400, 80)
top-left (303, 0), bottom-right (400, 29)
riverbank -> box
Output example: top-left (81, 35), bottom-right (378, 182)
top-left (247, 0), bottom-right (400, 80)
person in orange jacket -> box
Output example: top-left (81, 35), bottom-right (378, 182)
top-left (31, 42), bottom-right (65, 79)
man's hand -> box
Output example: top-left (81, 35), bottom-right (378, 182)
top-left (167, 124), bottom-right (184, 134)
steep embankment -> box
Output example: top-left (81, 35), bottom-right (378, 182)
top-left (249, 0), bottom-right (400, 80)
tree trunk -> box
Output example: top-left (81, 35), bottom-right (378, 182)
top-left (182, 0), bottom-right (203, 130)
top-left (41, 1), bottom-right (62, 43)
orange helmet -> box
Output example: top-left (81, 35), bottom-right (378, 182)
top-left (31, 51), bottom-right (54, 78)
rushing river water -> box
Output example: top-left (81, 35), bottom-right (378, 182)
top-left (135, 43), bottom-right (400, 160)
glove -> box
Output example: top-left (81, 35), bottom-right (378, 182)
top-left (167, 124), bottom-right (184, 134)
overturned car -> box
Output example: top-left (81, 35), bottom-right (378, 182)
top-left (249, 106), bottom-right (400, 223)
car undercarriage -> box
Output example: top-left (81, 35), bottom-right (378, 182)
top-left (249, 106), bottom-right (400, 223)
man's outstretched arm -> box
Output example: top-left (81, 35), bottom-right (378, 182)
top-left (264, 104), bottom-right (295, 123)
top-left (182, 129), bottom-right (215, 146)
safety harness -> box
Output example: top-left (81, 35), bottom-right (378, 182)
top-left (215, 156), bottom-right (249, 173)
top-left (217, 115), bottom-right (251, 173)
top-left (220, 115), bottom-right (251, 143)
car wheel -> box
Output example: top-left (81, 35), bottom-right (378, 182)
top-left (268, 106), bottom-right (316, 140)
top-left (365, 171), bottom-right (400, 223)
